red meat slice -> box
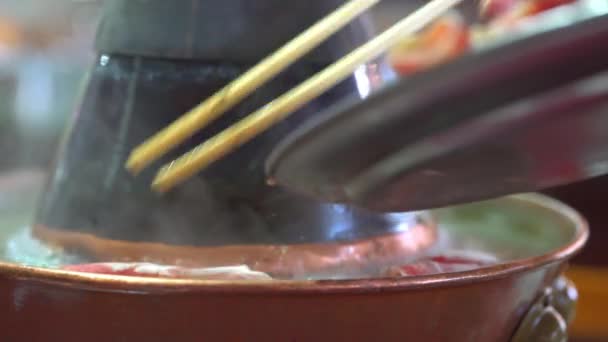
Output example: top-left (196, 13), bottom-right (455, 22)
top-left (384, 251), bottom-right (497, 277)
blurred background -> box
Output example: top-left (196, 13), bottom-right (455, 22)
top-left (0, 0), bottom-right (605, 340)
top-left (0, 0), bottom-right (99, 172)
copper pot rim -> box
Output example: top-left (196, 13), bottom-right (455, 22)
top-left (0, 193), bottom-right (588, 294)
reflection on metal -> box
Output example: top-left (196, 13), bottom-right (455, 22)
top-left (511, 276), bottom-right (577, 342)
top-left (103, 57), bottom-right (141, 191)
top-left (354, 65), bottom-right (372, 98)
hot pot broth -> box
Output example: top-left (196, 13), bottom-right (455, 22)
top-left (0, 182), bottom-right (574, 281)
top-left (5, 222), bottom-right (497, 280)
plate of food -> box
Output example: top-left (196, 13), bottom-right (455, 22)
top-left (267, 0), bottom-right (608, 212)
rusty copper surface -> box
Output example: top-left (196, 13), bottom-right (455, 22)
top-left (0, 262), bottom-right (567, 341)
top-left (0, 194), bottom-right (588, 341)
top-left (33, 221), bottom-right (437, 277)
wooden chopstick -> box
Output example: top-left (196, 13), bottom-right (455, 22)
top-left (152, 0), bottom-right (464, 193)
top-left (125, 0), bottom-right (381, 174)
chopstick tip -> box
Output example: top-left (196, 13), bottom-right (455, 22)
top-left (125, 153), bottom-right (145, 175)
top-left (151, 166), bottom-right (176, 193)
top-left (151, 176), bottom-right (169, 194)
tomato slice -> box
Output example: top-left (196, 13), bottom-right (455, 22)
top-left (525, 0), bottom-right (577, 15)
top-left (388, 12), bottom-right (470, 76)
top-left (482, 0), bottom-right (577, 23)
top-left (480, 0), bottom-right (519, 20)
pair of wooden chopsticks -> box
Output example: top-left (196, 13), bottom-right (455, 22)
top-left (126, 0), bottom-right (464, 193)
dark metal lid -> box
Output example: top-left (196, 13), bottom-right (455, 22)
top-left (95, 0), bottom-right (373, 63)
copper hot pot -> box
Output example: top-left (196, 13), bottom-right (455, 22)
top-left (0, 171), bottom-right (587, 341)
